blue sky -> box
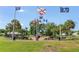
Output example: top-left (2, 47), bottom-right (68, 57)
top-left (0, 6), bottom-right (79, 30)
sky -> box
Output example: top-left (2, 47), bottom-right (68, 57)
top-left (0, 6), bottom-right (79, 30)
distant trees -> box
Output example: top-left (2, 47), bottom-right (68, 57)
top-left (5, 19), bottom-right (29, 39)
top-left (4, 18), bottom-right (76, 39)
top-left (29, 19), bottom-right (58, 36)
top-left (29, 19), bottom-right (75, 38)
top-left (0, 29), bottom-right (6, 36)
top-left (77, 30), bottom-right (79, 35)
top-left (0, 29), bottom-right (5, 33)
top-left (19, 28), bottom-right (28, 36)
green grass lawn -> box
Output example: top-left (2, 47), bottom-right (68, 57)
top-left (0, 36), bottom-right (79, 52)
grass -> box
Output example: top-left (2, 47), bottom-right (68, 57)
top-left (0, 36), bottom-right (79, 52)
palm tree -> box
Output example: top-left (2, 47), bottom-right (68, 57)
top-left (11, 19), bottom-right (21, 31)
top-left (64, 20), bottom-right (75, 35)
top-left (29, 19), bottom-right (41, 35)
top-left (64, 20), bottom-right (75, 30)
top-left (45, 22), bottom-right (57, 36)
top-left (6, 23), bottom-right (12, 32)
top-left (6, 19), bottom-right (22, 32)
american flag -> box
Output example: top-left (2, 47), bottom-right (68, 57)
top-left (60, 7), bottom-right (69, 13)
top-left (15, 7), bottom-right (21, 11)
top-left (43, 19), bottom-right (48, 23)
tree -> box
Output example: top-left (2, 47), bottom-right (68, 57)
top-left (6, 19), bottom-right (22, 32)
top-left (57, 24), bottom-right (64, 35)
top-left (64, 20), bottom-right (75, 35)
top-left (29, 19), bottom-right (41, 35)
top-left (0, 29), bottom-right (5, 33)
top-left (11, 19), bottom-right (22, 32)
top-left (64, 20), bottom-right (75, 30)
top-left (0, 29), bottom-right (6, 36)
top-left (6, 23), bottom-right (12, 32)
top-left (77, 30), bottom-right (79, 35)
top-left (39, 23), bottom-right (46, 35)
top-left (19, 27), bottom-right (28, 36)
top-left (45, 22), bottom-right (57, 36)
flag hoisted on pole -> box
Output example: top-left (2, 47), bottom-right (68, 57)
top-left (37, 8), bottom-right (46, 19)
top-left (35, 8), bottom-right (47, 41)
top-left (60, 7), bottom-right (69, 13)
top-left (59, 7), bottom-right (69, 40)
top-left (12, 6), bottom-right (21, 40)
top-left (14, 7), bottom-right (21, 19)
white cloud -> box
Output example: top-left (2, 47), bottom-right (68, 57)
top-left (21, 23), bottom-right (23, 26)
top-left (18, 9), bottom-right (24, 12)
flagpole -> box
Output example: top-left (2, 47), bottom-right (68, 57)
top-left (14, 7), bottom-right (16, 19)
top-left (59, 25), bottom-right (61, 40)
top-left (12, 7), bottom-right (16, 40)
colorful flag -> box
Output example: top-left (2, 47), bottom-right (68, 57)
top-left (38, 8), bottom-right (46, 15)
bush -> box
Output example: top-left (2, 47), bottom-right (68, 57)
top-left (0, 33), bottom-right (5, 36)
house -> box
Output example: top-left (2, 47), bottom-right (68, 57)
top-left (72, 32), bottom-right (78, 36)
top-left (6, 32), bottom-right (21, 38)
top-left (7, 32), bottom-right (21, 35)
